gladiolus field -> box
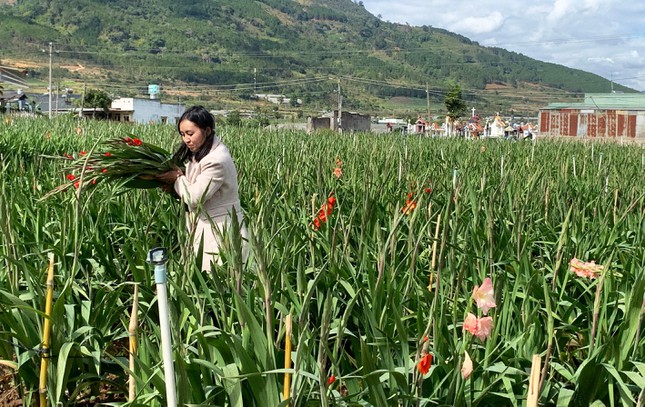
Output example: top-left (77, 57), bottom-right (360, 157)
top-left (1, 116), bottom-right (644, 406)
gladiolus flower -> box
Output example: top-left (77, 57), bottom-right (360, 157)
top-left (463, 313), bottom-right (493, 341)
top-left (402, 192), bottom-right (417, 215)
top-left (90, 179), bottom-right (97, 185)
top-left (424, 187), bottom-right (432, 194)
top-left (312, 196), bottom-right (336, 230)
top-left (333, 167), bottom-right (342, 178)
top-left (569, 258), bottom-right (604, 279)
top-left (461, 351), bottom-right (473, 379)
top-left (132, 138), bottom-right (143, 146)
top-left (103, 152), bottom-right (112, 157)
top-left (79, 150), bottom-right (87, 156)
top-left (123, 136), bottom-right (132, 143)
top-left (76, 127), bottom-right (83, 135)
top-left (335, 158), bottom-right (343, 167)
top-left (66, 174), bottom-right (76, 181)
top-left (73, 181), bottom-right (80, 189)
top-left (101, 168), bottom-right (108, 173)
top-left (472, 277), bottom-right (496, 315)
top-left (417, 353), bottom-right (432, 375)
top-left (327, 375), bottom-right (336, 385)
top-left (63, 153), bottom-right (74, 160)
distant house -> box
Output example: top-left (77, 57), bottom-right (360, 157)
top-left (307, 110), bottom-right (371, 133)
top-left (110, 98), bottom-right (185, 124)
top-left (539, 93), bottom-right (645, 139)
top-left (0, 90), bottom-right (32, 113)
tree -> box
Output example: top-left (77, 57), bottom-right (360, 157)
top-left (83, 89), bottom-right (111, 118)
top-left (444, 81), bottom-right (466, 121)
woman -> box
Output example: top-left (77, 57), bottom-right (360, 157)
top-left (157, 105), bottom-right (248, 271)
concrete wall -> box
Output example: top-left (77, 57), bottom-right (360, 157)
top-left (112, 98), bottom-right (184, 124)
top-left (539, 109), bottom-right (645, 138)
top-left (307, 116), bottom-right (333, 133)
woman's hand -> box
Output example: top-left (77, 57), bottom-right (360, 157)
top-left (156, 167), bottom-right (184, 184)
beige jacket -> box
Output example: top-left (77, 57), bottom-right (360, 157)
top-left (173, 138), bottom-right (247, 270)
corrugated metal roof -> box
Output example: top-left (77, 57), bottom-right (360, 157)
top-left (543, 93), bottom-right (645, 110)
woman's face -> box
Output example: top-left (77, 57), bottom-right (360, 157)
top-left (179, 119), bottom-right (210, 152)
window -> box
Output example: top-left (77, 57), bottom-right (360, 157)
top-left (161, 116), bottom-right (168, 124)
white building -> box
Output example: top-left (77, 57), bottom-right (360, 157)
top-left (110, 98), bottom-right (184, 124)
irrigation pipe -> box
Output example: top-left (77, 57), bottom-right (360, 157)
top-left (147, 247), bottom-right (177, 407)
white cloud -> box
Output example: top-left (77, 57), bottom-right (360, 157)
top-left (359, 0), bottom-right (645, 90)
top-left (450, 12), bottom-right (505, 35)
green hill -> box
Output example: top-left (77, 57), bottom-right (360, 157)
top-left (0, 0), bottom-right (635, 116)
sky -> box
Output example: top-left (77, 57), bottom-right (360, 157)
top-left (360, 0), bottom-right (645, 92)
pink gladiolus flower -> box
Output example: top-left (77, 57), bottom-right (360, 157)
top-left (333, 167), bottom-right (342, 178)
top-left (569, 258), bottom-right (604, 279)
top-left (463, 313), bottom-right (493, 341)
top-left (463, 313), bottom-right (478, 334)
top-left (472, 277), bottom-right (496, 315)
top-left (461, 351), bottom-right (473, 379)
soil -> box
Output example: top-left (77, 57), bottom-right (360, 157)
top-left (0, 365), bottom-right (21, 407)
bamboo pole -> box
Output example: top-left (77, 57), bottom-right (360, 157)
top-left (128, 284), bottom-right (139, 401)
top-left (283, 314), bottom-right (292, 404)
top-left (527, 354), bottom-right (542, 407)
top-left (429, 214), bottom-right (441, 291)
top-left (39, 253), bottom-right (55, 407)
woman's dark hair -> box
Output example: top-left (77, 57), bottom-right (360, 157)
top-left (172, 105), bottom-right (215, 163)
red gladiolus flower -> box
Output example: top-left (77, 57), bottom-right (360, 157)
top-left (63, 153), bottom-right (74, 160)
top-left (402, 192), bottom-right (417, 215)
top-left (90, 179), bottom-right (97, 185)
top-left (79, 150), bottom-right (87, 156)
top-left (123, 136), bottom-right (132, 144)
top-left (312, 196), bottom-right (336, 230)
top-left (73, 181), bottom-right (80, 189)
top-left (417, 353), bottom-right (432, 375)
top-left (327, 375), bottom-right (336, 385)
top-left (101, 168), bottom-right (108, 173)
top-left (66, 174), bottom-right (76, 181)
top-left (103, 152), bottom-right (112, 157)
top-left (424, 187), bottom-right (432, 194)
top-left (132, 138), bottom-right (142, 146)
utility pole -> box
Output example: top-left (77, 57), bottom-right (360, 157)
top-left (426, 82), bottom-right (430, 119)
top-left (337, 79), bottom-right (342, 133)
top-left (79, 83), bottom-right (86, 117)
top-left (48, 42), bottom-right (53, 119)
top-left (253, 68), bottom-right (257, 94)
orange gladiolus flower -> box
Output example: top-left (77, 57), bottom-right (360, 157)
top-left (472, 277), bottom-right (496, 315)
top-left (569, 258), bottom-right (604, 279)
top-left (333, 167), bottom-right (342, 178)
top-left (402, 192), bottom-right (417, 215)
top-left (417, 353), bottom-right (432, 375)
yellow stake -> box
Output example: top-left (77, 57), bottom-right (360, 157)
top-left (527, 354), bottom-right (542, 407)
top-left (39, 253), bottom-right (55, 407)
top-left (283, 314), bottom-right (292, 404)
top-left (128, 284), bottom-right (139, 401)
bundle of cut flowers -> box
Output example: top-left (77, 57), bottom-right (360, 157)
top-left (43, 136), bottom-right (180, 199)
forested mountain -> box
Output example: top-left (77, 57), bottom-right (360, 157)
top-left (0, 0), bottom-right (634, 115)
